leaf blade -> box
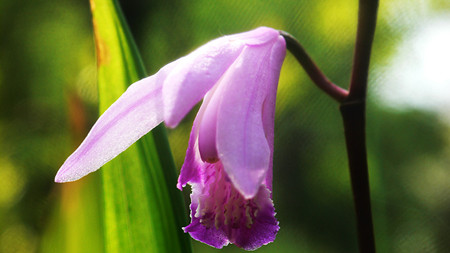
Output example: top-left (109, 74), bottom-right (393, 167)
top-left (90, 0), bottom-right (191, 252)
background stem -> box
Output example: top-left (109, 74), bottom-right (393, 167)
top-left (340, 101), bottom-right (375, 253)
top-left (284, 0), bottom-right (379, 252)
top-left (342, 0), bottom-right (379, 252)
top-left (348, 0), bottom-right (379, 100)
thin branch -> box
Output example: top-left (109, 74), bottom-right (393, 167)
top-left (343, 0), bottom-right (379, 252)
top-left (282, 2), bottom-right (378, 252)
top-left (340, 100), bottom-right (375, 253)
top-left (348, 0), bottom-right (379, 100)
top-left (280, 31), bottom-right (348, 102)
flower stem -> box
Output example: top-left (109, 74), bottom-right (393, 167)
top-left (341, 0), bottom-right (379, 252)
top-left (340, 100), bottom-right (375, 253)
top-left (280, 31), bottom-right (348, 102)
top-left (348, 0), bottom-right (379, 100)
top-left (284, 0), bottom-right (379, 252)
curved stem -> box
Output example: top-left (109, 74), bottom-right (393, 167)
top-left (280, 31), bottom-right (348, 102)
top-left (284, 0), bottom-right (379, 251)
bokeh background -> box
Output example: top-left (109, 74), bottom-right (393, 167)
top-left (1, 0), bottom-right (449, 252)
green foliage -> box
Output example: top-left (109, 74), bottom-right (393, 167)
top-left (91, 0), bottom-right (190, 252)
top-left (40, 175), bottom-right (104, 253)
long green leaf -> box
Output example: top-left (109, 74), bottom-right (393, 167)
top-left (40, 176), bottom-right (103, 253)
top-left (90, 0), bottom-right (191, 252)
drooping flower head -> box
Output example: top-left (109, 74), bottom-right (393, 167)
top-left (55, 27), bottom-right (286, 250)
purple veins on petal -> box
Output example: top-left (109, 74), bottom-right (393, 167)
top-left (55, 75), bottom-right (165, 182)
top-left (162, 27), bottom-right (281, 128)
top-left (183, 162), bottom-right (279, 251)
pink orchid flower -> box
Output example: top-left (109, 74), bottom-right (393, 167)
top-left (55, 27), bottom-right (286, 250)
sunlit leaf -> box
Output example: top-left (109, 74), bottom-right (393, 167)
top-left (40, 176), bottom-right (104, 253)
top-left (90, 0), bottom-right (191, 252)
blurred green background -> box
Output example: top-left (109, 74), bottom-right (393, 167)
top-left (1, 0), bottom-right (449, 252)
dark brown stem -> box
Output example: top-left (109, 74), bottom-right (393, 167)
top-left (342, 0), bottom-right (379, 252)
top-left (283, 1), bottom-right (379, 252)
top-left (280, 31), bottom-right (348, 102)
top-left (348, 0), bottom-right (379, 100)
top-left (340, 101), bottom-right (375, 253)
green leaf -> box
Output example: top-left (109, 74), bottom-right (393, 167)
top-left (90, 0), bottom-right (191, 252)
top-left (40, 176), bottom-right (104, 253)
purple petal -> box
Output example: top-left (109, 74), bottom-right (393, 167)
top-left (183, 162), bottom-right (230, 248)
top-left (228, 26), bottom-right (281, 46)
top-left (162, 27), bottom-right (281, 128)
top-left (197, 84), bottom-right (222, 163)
top-left (176, 124), bottom-right (202, 190)
top-left (228, 186), bottom-right (279, 250)
top-left (55, 71), bottom-right (167, 182)
top-left (177, 81), bottom-right (227, 189)
top-left (162, 40), bottom-right (243, 128)
top-left (183, 203), bottom-right (230, 249)
top-left (177, 95), bottom-right (210, 189)
top-left (184, 162), bottom-right (278, 250)
top-left (231, 186), bottom-right (280, 250)
top-left (261, 36), bottom-right (286, 191)
top-left (215, 41), bottom-right (279, 199)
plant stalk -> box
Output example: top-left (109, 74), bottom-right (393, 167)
top-left (343, 0), bottom-right (379, 252)
top-left (283, 0), bottom-right (379, 251)
top-left (340, 100), bottom-right (375, 253)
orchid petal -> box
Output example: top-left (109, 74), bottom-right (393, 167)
top-left (55, 69), bottom-right (168, 182)
top-left (183, 163), bottom-right (230, 248)
top-left (162, 27), bottom-right (281, 128)
top-left (176, 121), bottom-right (202, 189)
top-left (184, 162), bottom-right (278, 250)
top-left (261, 37), bottom-right (286, 191)
top-left (197, 83), bottom-right (222, 163)
top-left (215, 41), bottom-right (277, 199)
top-left (177, 81), bottom-right (226, 189)
top-left (183, 201), bottom-right (229, 249)
top-left (162, 39), bottom-right (244, 128)
top-left (227, 26), bottom-right (281, 46)
top-left (229, 186), bottom-right (279, 250)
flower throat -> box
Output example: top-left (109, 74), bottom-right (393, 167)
top-left (195, 163), bottom-right (261, 231)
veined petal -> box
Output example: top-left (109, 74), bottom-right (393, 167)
top-left (177, 79), bottom-right (229, 189)
top-left (162, 27), bottom-right (281, 128)
top-left (177, 89), bottom-right (212, 189)
top-left (55, 69), bottom-right (168, 182)
top-left (178, 72), bottom-right (234, 188)
top-left (197, 81), bottom-right (222, 163)
top-left (229, 185), bottom-right (279, 250)
top-left (227, 26), bottom-right (281, 47)
top-left (216, 42), bottom-right (279, 199)
top-left (176, 120), bottom-right (202, 189)
top-left (184, 162), bottom-right (278, 250)
top-left (261, 36), bottom-right (286, 191)
top-left (162, 39), bottom-right (244, 128)
top-left (183, 163), bottom-right (229, 249)
top-left (183, 202), bottom-right (229, 249)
